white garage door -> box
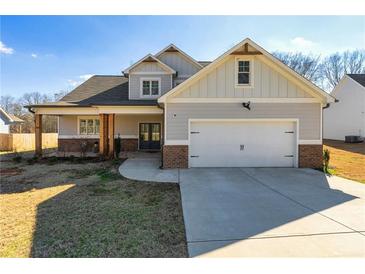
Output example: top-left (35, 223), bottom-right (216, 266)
top-left (189, 120), bottom-right (297, 167)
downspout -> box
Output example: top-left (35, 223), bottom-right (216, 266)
top-left (321, 99), bottom-right (339, 141)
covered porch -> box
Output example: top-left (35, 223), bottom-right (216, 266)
top-left (32, 105), bottom-right (164, 158)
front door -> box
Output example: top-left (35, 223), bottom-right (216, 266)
top-left (139, 123), bottom-right (161, 150)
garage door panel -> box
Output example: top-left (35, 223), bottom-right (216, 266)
top-left (190, 121), bottom-right (296, 167)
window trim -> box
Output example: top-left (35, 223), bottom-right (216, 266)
top-left (235, 57), bottom-right (254, 88)
top-left (140, 77), bottom-right (161, 98)
top-left (77, 116), bottom-right (100, 136)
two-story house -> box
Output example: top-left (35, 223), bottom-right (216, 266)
top-left (26, 38), bottom-right (335, 169)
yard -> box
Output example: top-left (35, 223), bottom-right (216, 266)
top-left (323, 139), bottom-right (365, 184)
top-left (0, 154), bottom-right (187, 258)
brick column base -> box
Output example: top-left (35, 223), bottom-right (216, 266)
top-left (121, 139), bottom-right (138, 152)
top-left (162, 145), bottom-right (188, 169)
top-left (298, 144), bottom-right (323, 168)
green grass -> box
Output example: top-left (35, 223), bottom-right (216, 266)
top-left (0, 158), bottom-right (187, 257)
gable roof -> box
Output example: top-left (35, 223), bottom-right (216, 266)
top-left (158, 38), bottom-right (336, 104)
top-left (123, 54), bottom-right (176, 75)
top-left (0, 107), bottom-right (24, 124)
top-left (26, 76), bottom-right (157, 108)
top-left (347, 74), bottom-right (365, 88)
top-left (155, 44), bottom-right (203, 69)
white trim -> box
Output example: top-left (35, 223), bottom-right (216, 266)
top-left (298, 139), bottom-right (322, 145)
top-left (164, 140), bottom-right (189, 145)
top-left (34, 107), bottom-right (99, 115)
top-left (154, 43), bottom-right (203, 69)
top-left (164, 103), bottom-right (167, 144)
top-left (139, 77), bottom-right (161, 98)
top-left (168, 98), bottom-right (321, 103)
top-left (235, 56), bottom-right (254, 88)
top-left (58, 134), bottom-right (99, 139)
top-left (116, 134), bottom-right (138, 139)
top-left (97, 106), bottom-right (163, 114)
top-left (123, 54), bottom-right (176, 74)
top-left (320, 103), bottom-right (323, 141)
top-left (158, 38), bottom-right (335, 104)
top-left (130, 71), bottom-right (172, 75)
top-left (187, 118), bottom-right (299, 168)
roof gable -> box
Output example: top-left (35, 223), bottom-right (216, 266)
top-left (155, 44), bottom-right (203, 70)
top-left (123, 54), bottom-right (176, 74)
top-left (158, 38), bottom-right (336, 103)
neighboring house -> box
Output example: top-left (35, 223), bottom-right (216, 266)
top-left (0, 107), bottom-right (24, 133)
top-left (324, 74), bottom-right (365, 141)
top-left (26, 38), bottom-right (335, 168)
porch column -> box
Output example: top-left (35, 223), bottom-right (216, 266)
top-left (99, 114), bottom-right (108, 156)
top-left (35, 114), bottom-right (42, 157)
top-left (108, 114), bottom-right (115, 158)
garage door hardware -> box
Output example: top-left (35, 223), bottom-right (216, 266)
top-left (284, 155), bottom-right (294, 157)
top-left (190, 131), bottom-right (200, 134)
top-left (285, 131), bottom-right (294, 133)
top-left (190, 155), bottom-right (199, 158)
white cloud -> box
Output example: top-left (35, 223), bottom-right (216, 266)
top-left (290, 37), bottom-right (316, 49)
top-left (31, 53), bottom-right (38, 58)
top-left (0, 41), bottom-right (14, 54)
top-left (268, 37), bottom-right (318, 54)
top-left (67, 74), bottom-right (94, 89)
top-left (79, 74), bottom-right (93, 81)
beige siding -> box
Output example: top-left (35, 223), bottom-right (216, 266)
top-left (129, 74), bottom-right (172, 99)
top-left (175, 56), bottom-right (313, 99)
top-left (59, 115), bottom-right (163, 138)
top-left (115, 114), bottom-right (163, 138)
top-left (166, 103), bottom-right (321, 140)
top-left (59, 116), bottom-right (78, 135)
top-left (158, 52), bottom-right (199, 77)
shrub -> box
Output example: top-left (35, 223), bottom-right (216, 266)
top-left (323, 149), bottom-right (330, 173)
top-left (115, 134), bottom-right (121, 159)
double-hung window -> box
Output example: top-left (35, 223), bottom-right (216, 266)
top-left (236, 58), bottom-right (253, 86)
top-left (141, 78), bottom-right (160, 97)
top-left (79, 118), bottom-right (100, 135)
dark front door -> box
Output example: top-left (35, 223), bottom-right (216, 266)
top-left (139, 123), bottom-right (161, 150)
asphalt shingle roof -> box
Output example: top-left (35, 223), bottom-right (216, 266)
top-left (348, 74), bottom-right (365, 88)
top-left (28, 75), bottom-right (157, 107)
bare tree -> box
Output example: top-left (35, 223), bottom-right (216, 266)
top-left (0, 95), bottom-right (16, 113)
top-left (273, 52), bottom-right (323, 85)
top-left (322, 50), bottom-right (365, 90)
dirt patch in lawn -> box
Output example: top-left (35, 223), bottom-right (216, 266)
top-left (323, 139), bottom-right (365, 184)
top-left (0, 156), bottom-right (187, 257)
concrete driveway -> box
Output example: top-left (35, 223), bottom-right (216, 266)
top-left (179, 168), bottom-right (365, 257)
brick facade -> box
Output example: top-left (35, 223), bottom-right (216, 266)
top-left (298, 144), bottom-right (323, 168)
top-left (162, 145), bottom-right (188, 169)
top-left (120, 138), bottom-right (138, 152)
top-left (58, 138), bottom-right (99, 152)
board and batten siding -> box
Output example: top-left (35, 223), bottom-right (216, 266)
top-left (158, 52), bottom-right (200, 77)
top-left (130, 62), bottom-right (166, 73)
top-left (129, 74), bottom-right (172, 99)
top-left (166, 103), bottom-right (321, 140)
top-left (175, 56), bottom-right (313, 99)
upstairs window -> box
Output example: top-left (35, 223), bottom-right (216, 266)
top-left (141, 78), bottom-right (160, 97)
top-left (79, 118), bottom-right (99, 135)
top-left (236, 58), bottom-right (253, 87)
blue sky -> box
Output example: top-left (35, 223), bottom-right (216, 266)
top-left (1, 16), bottom-right (364, 98)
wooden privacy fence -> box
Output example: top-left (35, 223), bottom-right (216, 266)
top-left (0, 133), bottom-right (58, 152)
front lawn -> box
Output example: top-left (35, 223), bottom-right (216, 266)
top-left (323, 139), bottom-right (365, 184)
top-left (0, 155), bottom-right (187, 257)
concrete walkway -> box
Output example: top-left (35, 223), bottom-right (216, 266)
top-left (179, 168), bottom-right (365, 257)
top-left (119, 152), bottom-right (179, 183)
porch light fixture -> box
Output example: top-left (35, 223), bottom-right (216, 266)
top-left (242, 101), bottom-right (251, 110)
